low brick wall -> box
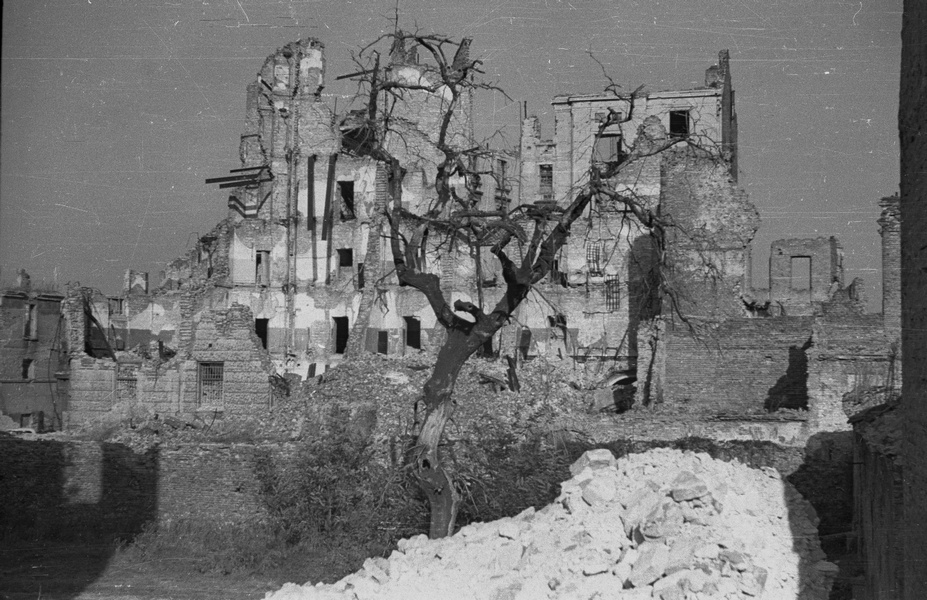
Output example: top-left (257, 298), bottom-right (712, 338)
top-left (0, 437), bottom-right (291, 540)
top-left (662, 317), bottom-right (814, 413)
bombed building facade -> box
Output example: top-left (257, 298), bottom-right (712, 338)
top-left (0, 271), bottom-right (68, 431)
top-left (55, 37), bottom-right (899, 433)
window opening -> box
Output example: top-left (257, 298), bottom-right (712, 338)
top-left (23, 304), bottom-right (37, 340)
top-left (539, 164), bottom-right (553, 202)
top-left (605, 276), bottom-right (621, 311)
top-left (791, 256), bottom-right (812, 291)
top-left (22, 358), bottom-right (34, 380)
top-left (198, 362), bottom-right (225, 407)
top-left (255, 318), bottom-right (269, 349)
top-left (586, 241), bottom-right (604, 276)
top-left (108, 297), bottom-right (124, 318)
top-left (518, 329), bottom-right (533, 359)
top-left (338, 181), bottom-right (356, 220)
top-left (593, 134), bottom-right (623, 164)
top-left (377, 330), bottom-right (389, 355)
top-left (669, 110), bottom-right (690, 138)
top-left (495, 158), bottom-right (508, 201)
top-left (333, 316), bottom-right (349, 354)
top-left (255, 250), bottom-right (270, 286)
top-left (404, 316), bottom-right (421, 350)
top-left (337, 248), bottom-right (354, 268)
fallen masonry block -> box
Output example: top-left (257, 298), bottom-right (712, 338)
top-left (568, 447), bottom-right (616, 476)
top-left (669, 470), bottom-right (710, 501)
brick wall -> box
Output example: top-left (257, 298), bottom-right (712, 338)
top-left (66, 304), bottom-right (274, 424)
top-left (0, 438), bottom-right (293, 540)
top-left (1, 292), bottom-right (66, 428)
top-left (854, 419), bottom-right (904, 600)
top-left (661, 317), bottom-right (814, 414)
top-left (899, 3), bottom-right (927, 597)
top-left (807, 315), bottom-right (895, 432)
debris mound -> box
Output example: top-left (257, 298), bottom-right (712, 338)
top-left (265, 448), bottom-right (836, 599)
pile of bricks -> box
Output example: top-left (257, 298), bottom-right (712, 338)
top-left (265, 448), bottom-right (837, 600)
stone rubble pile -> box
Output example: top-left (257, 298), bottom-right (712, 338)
top-left (265, 448), bottom-right (837, 600)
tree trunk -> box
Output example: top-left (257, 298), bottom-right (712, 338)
top-left (412, 328), bottom-right (481, 538)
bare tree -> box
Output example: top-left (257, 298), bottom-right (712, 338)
top-left (342, 29), bottom-right (705, 538)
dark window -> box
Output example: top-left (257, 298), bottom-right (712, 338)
top-left (333, 316), bottom-right (349, 354)
top-left (255, 318), bottom-right (269, 349)
top-left (338, 181), bottom-right (356, 220)
top-left (377, 330), bottom-right (388, 354)
top-left (587, 241), bottom-right (604, 276)
top-left (108, 297), bottom-right (124, 318)
top-left (255, 250), bottom-right (270, 286)
top-left (791, 256), bottom-right (812, 290)
top-left (605, 276), bottom-right (620, 311)
top-left (307, 363), bottom-right (317, 378)
top-left (337, 248), bottom-right (353, 268)
top-left (539, 164), bottom-right (553, 202)
top-left (404, 316), bottom-right (421, 350)
top-left (198, 362), bottom-right (224, 407)
top-left (669, 110), bottom-right (690, 138)
top-left (23, 304), bottom-right (37, 340)
top-left (19, 413), bottom-right (32, 428)
top-left (495, 158), bottom-right (508, 200)
top-left (593, 134), bottom-right (623, 163)
top-left (357, 263), bottom-right (365, 289)
top-left (21, 358), bottom-right (33, 380)
top-left (518, 329), bottom-right (533, 359)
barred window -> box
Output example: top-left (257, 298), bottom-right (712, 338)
top-left (586, 241), bottom-right (604, 276)
top-left (198, 362), bottom-right (224, 407)
top-left (539, 164), bottom-right (553, 201)
top-left (605, 276), bottom-right (621, 312)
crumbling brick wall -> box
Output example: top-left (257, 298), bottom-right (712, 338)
top-left (660, 317), bottom-right (814, 414)
top-left (660, 148), bottom-right (759, 321)
top-left (0, 288), bottom-right (66, 429)
top-left (853, 407), bottom-right (904, 600)
top-left (769, 237), bottom-right (844, 315)
top-left (0, 438), bottom-right (289, 539)
top-left (806, 314), bottom-right (896, 432)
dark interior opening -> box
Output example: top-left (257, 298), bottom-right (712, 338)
top-left (404, 316), bottom-right (421, 350)
top-left (254, 318), bottom-right (269, 349)
top-left (333, 316), bottom-right (349, 354)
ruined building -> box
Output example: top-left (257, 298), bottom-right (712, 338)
top-left (57, 38), bottom-right (899, 433)
top-left (0, 271), bottom-right (68, 430)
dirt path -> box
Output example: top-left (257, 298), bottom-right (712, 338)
top-left (1, 543), bottom-right (277, 600)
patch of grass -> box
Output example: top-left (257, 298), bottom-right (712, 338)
top-left (114, 519), bottom-right (389, 586)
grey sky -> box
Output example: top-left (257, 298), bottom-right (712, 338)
top-left (0, 0), bottom-right (901, 309)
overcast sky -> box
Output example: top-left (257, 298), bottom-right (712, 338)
top-left (0, 0), bottom-right (901, 309)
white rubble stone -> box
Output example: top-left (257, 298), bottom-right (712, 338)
top-left (263, 448), bottom-right (834, 600)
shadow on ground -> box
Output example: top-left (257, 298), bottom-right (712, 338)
top-left (0, 436), bottom-right (158, 599)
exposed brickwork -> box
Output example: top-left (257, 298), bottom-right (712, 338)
top-left (769, 237), bottom-right (844, 316)
top-left (661, 317), bottom-right (814, 414)
top-left (0, 438), bottom-right (289, 539)
top-left (853, 408), bottom-right (904, 600)
top-left (879, 196), bottom-right (901, 340)
top-left (0, 282), bottom-right (67, 429)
